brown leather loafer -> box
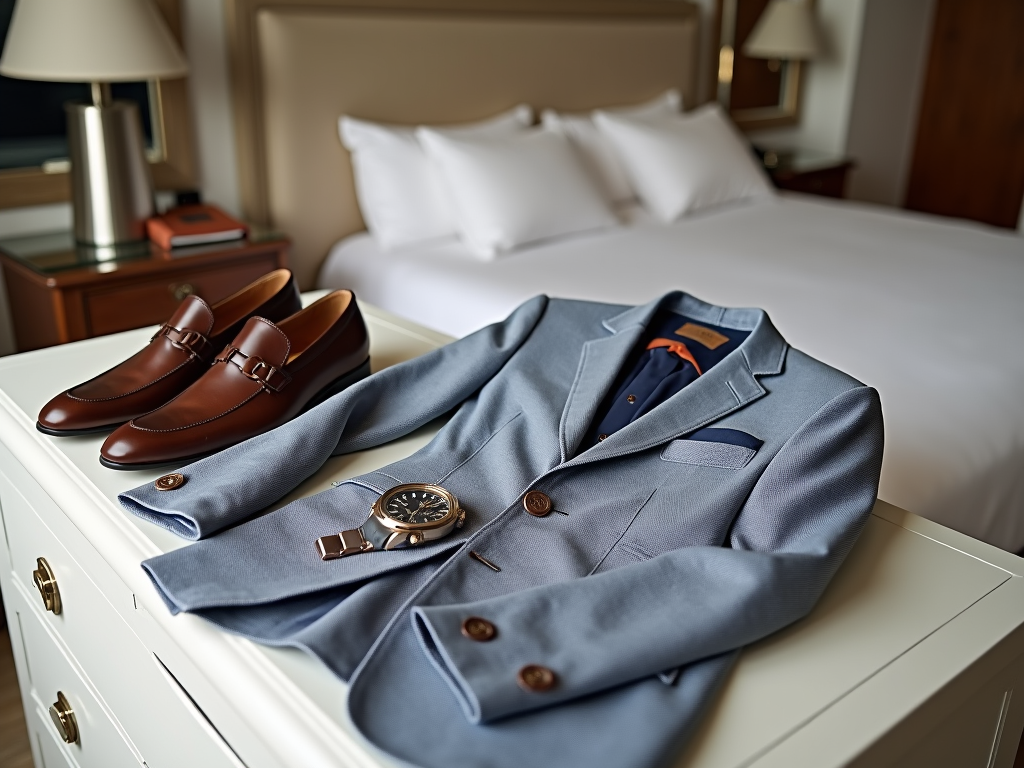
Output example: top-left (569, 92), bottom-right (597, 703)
top-left (99, 290), bottom-right (370, 470)
top-left (37, 269), bottom-right (301, 436)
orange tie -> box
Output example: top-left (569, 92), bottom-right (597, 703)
top-left (646, 338), bottom-right (702, 375)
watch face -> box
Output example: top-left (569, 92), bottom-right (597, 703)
top-left (384, 487), bottom-right (452, 525)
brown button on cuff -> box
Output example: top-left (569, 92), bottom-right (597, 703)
top-left (461, 616), bottom-right (497, 642)
top-left (523, 490), bottom-right (552, 517)
top-left (154, 473), bottom-right (186, 491)
top-left (517, 664), bottom-right (557, 692)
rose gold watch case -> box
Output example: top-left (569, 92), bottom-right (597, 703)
top-left (371, 483), bottom-right (465, 550)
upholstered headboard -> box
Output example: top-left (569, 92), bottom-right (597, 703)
top-left (227, 0), bottom-right (701, 288)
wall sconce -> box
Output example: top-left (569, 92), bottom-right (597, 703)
top-left (744, 0), bottom-right (822, 70)
top-left (715, 0), bottom-right (823, 131)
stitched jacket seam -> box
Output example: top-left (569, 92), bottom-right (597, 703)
top-left (588, 486), bottom-right (658, 575)
top-left (620, 541), bottom-right (654, 561)
top-left (437, 412), bottom-right (523, 484)
top-left (338, 478), bottom-right (388, 495)
top-left (558, 343), bottom-right (591, 462)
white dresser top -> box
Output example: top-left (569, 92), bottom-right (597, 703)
top-left (0, 300), bottom-right (1022, 768)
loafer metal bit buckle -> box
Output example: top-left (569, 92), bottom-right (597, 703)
top-left (240, 355), bottom-right (268, 381)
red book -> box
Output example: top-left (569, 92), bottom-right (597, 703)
top-left (146, 204), bottom-right (248, 249)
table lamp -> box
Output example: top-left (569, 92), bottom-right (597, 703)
top-left (744, 0), bottom-right (822, 72)
top-left (0, 0), bottom-right (188, 246)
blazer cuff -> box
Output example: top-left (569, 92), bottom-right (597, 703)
top-left (119, 473), bottom-right (210, 540)
top-left (118, 444), bottom-right (305, 540)
top-left (413, 600), bottom-right (609, 724)
top-left (116, 415), bottom-right (336, 540)
top-left (413, 605), bottom-right (519, 723)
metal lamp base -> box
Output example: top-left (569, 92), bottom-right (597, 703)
top-left (66, 99), bottom-right (155, 247)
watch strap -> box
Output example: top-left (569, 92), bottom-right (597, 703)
top-left (315, 513), bottom-right (396, 561)
top-left (361, 514), bottom-right (395, 550)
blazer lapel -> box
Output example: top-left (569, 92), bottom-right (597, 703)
top-left (562, 295), bottom-right (788, 469)
top-left (558, 298), bottom-right (665, 461)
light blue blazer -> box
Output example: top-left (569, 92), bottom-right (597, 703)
top-left (121, 291), bottom-right (883, 768)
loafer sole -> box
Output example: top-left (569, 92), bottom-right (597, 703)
top-left (37, 421), bottom-right (127, 437)
top-left (98, 358), bottom-right (372, 471)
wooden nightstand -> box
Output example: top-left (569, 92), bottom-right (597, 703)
top-left (759, 148), bottom-right (855, 199)
top-left (0, 231), bottom-right (290, 352)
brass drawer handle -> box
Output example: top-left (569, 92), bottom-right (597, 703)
top-left (49, 691), bottom-right (78, 744)
top-left (171, 282), bottom-right (195, 301)
top-left (32, 557), bottom-right (62, 615)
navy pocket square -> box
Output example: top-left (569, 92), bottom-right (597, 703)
top-left (686, 427), bottom-right (763, 451)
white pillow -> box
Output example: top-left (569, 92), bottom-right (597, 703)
top-left (416, 127), bottom-right (618, 259)
top-left (541, 90), bottom-right (681, 203)
top-left (593, 103), bottom-right (774, 222)
top-left (339, 105), bottom-right (532, 251)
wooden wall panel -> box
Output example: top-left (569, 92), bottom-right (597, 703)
top-left (905, 0), bottom-right (1024, 228)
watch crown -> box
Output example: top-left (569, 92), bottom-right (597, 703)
top-left (455, 509), bottom-right (466, 529)
top-left (408, 533), bottom-right (422, 546)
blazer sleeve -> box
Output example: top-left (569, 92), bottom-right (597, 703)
top-left (411, 384), bottom-right (883, 724)
top-left (118, 295), bottom-right (548, 540)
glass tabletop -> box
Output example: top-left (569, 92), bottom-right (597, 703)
top-left (0, 228), bottom-right (286, 276)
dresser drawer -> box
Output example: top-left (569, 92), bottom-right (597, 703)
top-left (1, 468), bottom-right (139, 679)
top-left (83, 256), bottom-right (279, 337)
top-left (32, 706), bottom-right (79, 768)
top-left (0, 463), bottom-right (245, 768)
top-left (11, 588), bottom-right (141, 767)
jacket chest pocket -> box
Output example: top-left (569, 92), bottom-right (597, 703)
top-left (661, 440), bottom-right (756, 469)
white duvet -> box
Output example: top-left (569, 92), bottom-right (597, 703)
top-left (319, 194), bottom-right (1024, 551)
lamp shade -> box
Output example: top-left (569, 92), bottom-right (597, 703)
top-left (0, 0), bottom-right (188, 82)
top-left (744, 0), bottom-right (823, 60)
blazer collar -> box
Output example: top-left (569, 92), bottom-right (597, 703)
top-left (558, 291), bottom-right (787, 464)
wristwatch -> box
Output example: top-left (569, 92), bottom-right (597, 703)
top-left (316, 483), bottom-right (465, 561)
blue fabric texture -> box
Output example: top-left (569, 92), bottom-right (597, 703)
top-left (660, 438), bottom-right (757, 469)
top-left (118, 291), bottom-right (884, 768)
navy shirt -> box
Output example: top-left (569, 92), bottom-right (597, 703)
top-left (581, 311), bottom-right (750, 452)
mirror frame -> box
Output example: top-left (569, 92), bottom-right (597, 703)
top-left (0, 0), bottom-right (197, 209)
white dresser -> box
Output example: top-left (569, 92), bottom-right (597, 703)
top-left (1, 301), bottom-right (1023, 768)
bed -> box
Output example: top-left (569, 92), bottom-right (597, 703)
top-left (317, 195), bottom-right (1024, 552)
top-left (229, 0), bottom-right (1024, 552)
